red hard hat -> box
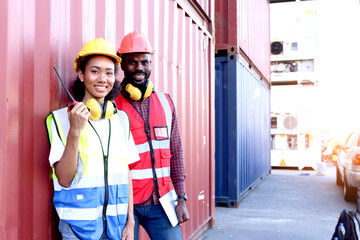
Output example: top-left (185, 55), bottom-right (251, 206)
top-left (117, 31), bottom-right (154, 55)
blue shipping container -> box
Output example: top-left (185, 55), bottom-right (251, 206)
top-left (215, 54), bottom-right (271, 207)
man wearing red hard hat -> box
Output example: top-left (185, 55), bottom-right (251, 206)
top-left (115, 31), bottom-right (189, 240)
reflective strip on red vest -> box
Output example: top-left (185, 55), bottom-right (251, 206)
top-left (131, 167), bottom-right (171, 180)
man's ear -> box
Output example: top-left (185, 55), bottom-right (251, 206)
top-left (78, 70), bottom-right (84, 82)
top-left (120, 60), bottom-right (125, 71)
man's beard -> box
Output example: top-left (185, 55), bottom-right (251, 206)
top-left (122, 70), bottom-right (151, 94)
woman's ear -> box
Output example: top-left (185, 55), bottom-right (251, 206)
top-left (78, 70), bottom-right (84, 82)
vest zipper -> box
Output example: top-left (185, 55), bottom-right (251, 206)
top-left (145, 128), bottom-right (157, 182)
top-left (143, 98), bottom-right (157, 183)
top-left (89, 120), bottom-right (111, 239)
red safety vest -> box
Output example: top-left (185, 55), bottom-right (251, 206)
top-left (115, 92), bottom-right (173, 204)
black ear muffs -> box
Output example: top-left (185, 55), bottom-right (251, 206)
top-left (86, 99), bottom-right (117, 120)
top-left (125, 81), bottom-right (153, 101)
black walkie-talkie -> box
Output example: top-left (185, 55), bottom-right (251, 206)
top-left (53, 67), bottom-right (77, 111)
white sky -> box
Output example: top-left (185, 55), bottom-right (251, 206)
top-left (271, 0), bottom-right (360, 141)
top-left (316, 0), bottom-right (360, 138)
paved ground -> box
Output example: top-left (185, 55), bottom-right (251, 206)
top-left (197, 165), bottom-right (357, 240)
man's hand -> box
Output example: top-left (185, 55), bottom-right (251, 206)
top-left (175, 198), bottom-right (189, 227)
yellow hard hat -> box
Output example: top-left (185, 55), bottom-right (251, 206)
top-left (74, 38), bottom-right (121, 71)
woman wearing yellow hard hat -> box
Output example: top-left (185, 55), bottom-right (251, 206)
top-left (45, 38), bottom-right (139, 240)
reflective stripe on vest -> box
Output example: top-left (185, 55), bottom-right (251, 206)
top-left (131, 167), bottom-right (171, 180)
top-left (115, 92), bottom-right (173, 204)
top-left (157, 92), bottom-right (172, 135)
top-left (45, 108), bottom-right (130, 240)
top-left (136, 139), bottom-right (170, 154)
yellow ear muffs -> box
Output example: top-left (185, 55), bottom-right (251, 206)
top-left (104, 101), bottom-right (117, 119)
top-left (143, 81), bottom-right (153, 99)
top-left (125, 84), bottom-right (142, 101)
top-left (86, 99), bottom-right (116, 120)
top-left (125, 81), bottom-right (154, 101)
top-left (86, 98), bottom-right (103, 120)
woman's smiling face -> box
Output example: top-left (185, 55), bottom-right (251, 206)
top-left (78, 55), bottom-right (116, 105)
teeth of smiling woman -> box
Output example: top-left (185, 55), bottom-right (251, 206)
top-left (95, 86), bottom-right (106, 91)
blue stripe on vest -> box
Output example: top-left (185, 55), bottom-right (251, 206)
top-left (67, 215), bottom-right (127, 240)
top-left (54, 184), bottom-right (129, 209)
top-left (107, 184), bottom-right (129, 205)
top-left (66, 218), bottom-right (103, 240)
top-left (54, 187), bottom-right (104, 209)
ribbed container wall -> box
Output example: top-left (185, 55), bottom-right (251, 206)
top-left (0, 0), bottom-right (215, 239)
top-left (215, 55), bottom-right (271, 207)
top-left (215, 0), bottom-right (270, 85)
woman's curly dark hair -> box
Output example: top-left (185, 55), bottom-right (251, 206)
top-left (71, 55), bottom-right (121, 102)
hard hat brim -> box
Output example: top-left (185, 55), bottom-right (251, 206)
top-left (74, 53), bottom-right (121, 71)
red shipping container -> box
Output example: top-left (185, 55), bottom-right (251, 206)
top-left (0, 0), bottom-right (215, 239)
top-left (215, 0), bottom-right (271, 86)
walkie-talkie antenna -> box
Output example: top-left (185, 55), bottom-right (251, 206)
top-left (53, 66), bottom-right (75, 103)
